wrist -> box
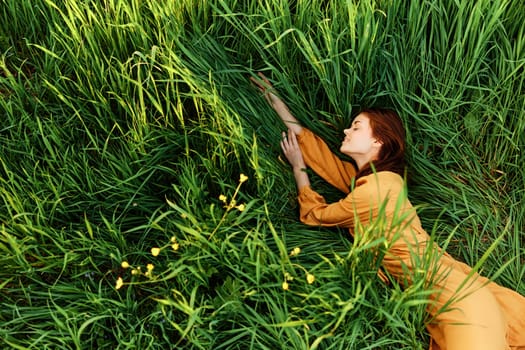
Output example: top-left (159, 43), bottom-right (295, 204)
top-left (293, 165), bottom-right (307, 173)
top-left (268, 93), bottom-right (283, 105)
top-left (292, 165), bottom-right (310, 189)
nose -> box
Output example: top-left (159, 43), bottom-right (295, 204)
top-left (343, 128), bottom-right (350, 135)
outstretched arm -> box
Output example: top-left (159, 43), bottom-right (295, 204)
top-left (250, 72), bottom-right (303, 135)
top-left (251, 72), bottom-right (355, 192)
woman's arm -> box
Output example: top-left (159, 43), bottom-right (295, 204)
top-left (251, 72), bottom-right (355, 192)
top-left (296, 129), bottom-right (356, 194)
top-left (250, 72), bottom-right (303, 135)
top-left (297, 175), bottom-right (385, 228)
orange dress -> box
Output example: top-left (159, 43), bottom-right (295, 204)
top-left (296, 128), bottom-right (525, 350)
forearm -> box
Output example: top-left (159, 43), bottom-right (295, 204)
top-left (251, 72), bottom-right (303, 134)
top-left (268, 93), bottom-right (303, 134)
top-left (293, 166), bottom-right (310, 190)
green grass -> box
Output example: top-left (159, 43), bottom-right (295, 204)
top-left (1, 0), bottom-right (524, 348)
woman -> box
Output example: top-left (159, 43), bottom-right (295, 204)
top-left (251, 72), bottom-right (525, 350)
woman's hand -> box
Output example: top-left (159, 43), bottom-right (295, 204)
top-left (280, 129), bottom-right (310, 189)
top-left (280, 129), bottom-right (306, 169)
top-left (249, 72), bottom-right (279, 105)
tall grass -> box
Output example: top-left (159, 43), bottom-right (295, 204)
top-left (1, 0), bottom-right (523, 348)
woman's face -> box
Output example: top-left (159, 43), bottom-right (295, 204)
top-left (340, 113), bottom-right (382, 163)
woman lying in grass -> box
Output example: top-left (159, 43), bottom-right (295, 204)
top-left (251, 72), bottom-right (525, 350)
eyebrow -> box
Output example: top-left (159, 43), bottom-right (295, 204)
top-left (352, 120), bottom-right (362, 126)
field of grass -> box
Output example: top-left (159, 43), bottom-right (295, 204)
top-left (1, 0), bottom-right (524, 348)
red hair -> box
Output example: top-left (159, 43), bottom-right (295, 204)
top-left (355, 108), bottom-right (406, 179)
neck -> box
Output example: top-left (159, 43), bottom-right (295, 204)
top-left (354, 157), bottom-right (372, 171)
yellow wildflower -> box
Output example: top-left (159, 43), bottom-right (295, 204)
top-left (121, 261), bottom-right (130, 269)
top-left (236, 203), bottom-right (246, 212)
top-left (290, 247), bottom-right (301, 257)
top-left (282, 281), bottom-right (289, 291)
top-left (151, 247), bottom-right (161, 257)
top-left (115, 277), bottom-right (124, 290)
top-left (172, 242), bottom-right (180, 251)
top-left (131, 268), bottom-right (139, 275)
top-left (147, 263), bottom-right (154, 272)
top-left (239, 173), bottom-right (248, 183)
top-left (219, 194), bottom-right (227, 203)
top-left (170, 236), bottom-right (177, 243)
top-left (306, 273), bottom-right (315, 284)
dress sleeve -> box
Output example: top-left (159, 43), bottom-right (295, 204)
top-left (298, 175), bottom-right (397, 285)
top-left (296, 128), bottom-right (356, 194)
top-left (298, 176), bottom-right (380, 228)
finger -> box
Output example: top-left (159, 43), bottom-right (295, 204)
top-left (250, 74), bottom-right (266, 87)
top-left (281, 132), bottom-right (291, 152)
top-left (288, 129), bottom-right (297, 147)
top-left (249, 76), bottom-right (263, 90)
top-left (281, 131), bottom-right (289, 147)
top-left (280, 139), bottom-right (287, 154)
top-left (257, 72), bottom-right (267, 81)
top-left (258, 72), bottom-right (271, 85)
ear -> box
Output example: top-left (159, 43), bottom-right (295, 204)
top-left (373, 138), bottom-right (383, 146)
